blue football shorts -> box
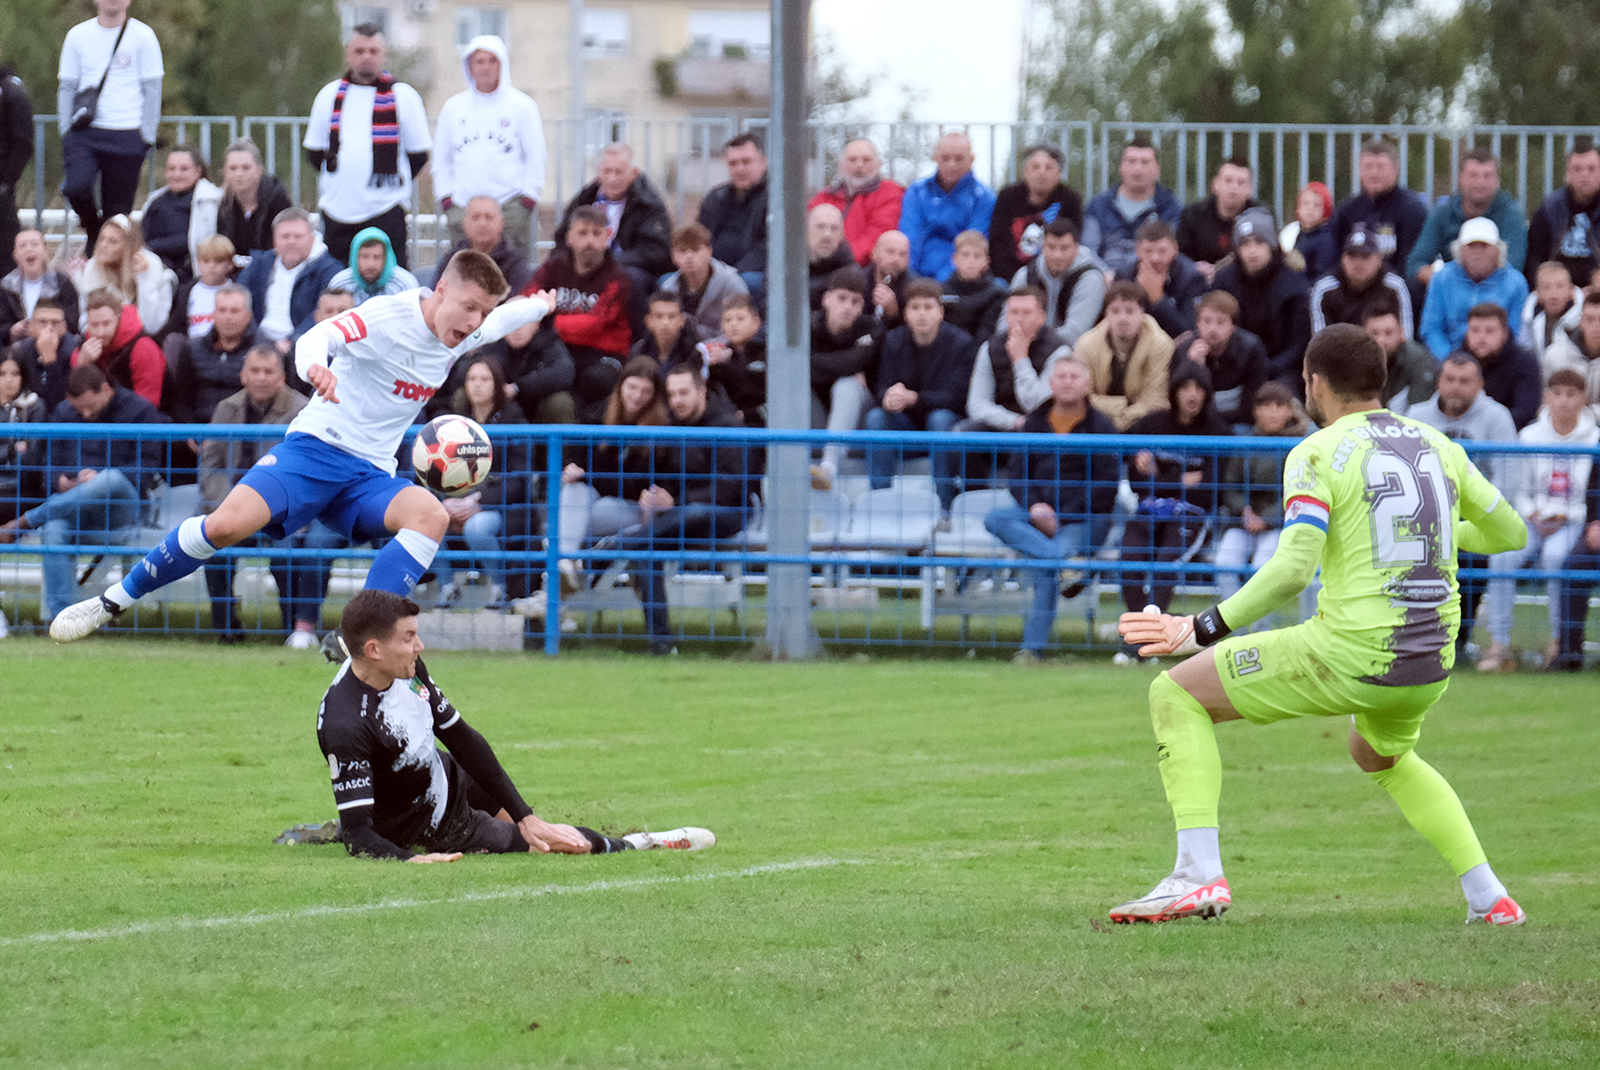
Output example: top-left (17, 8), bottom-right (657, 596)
top-left (237, 432), bottom-right (415, 542)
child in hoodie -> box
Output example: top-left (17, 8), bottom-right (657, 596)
top-left (1479, 369), bottom-right (1599, 671)
top-left (1116, 360), bottom-right (1234, 660)
top-left (328, 228), bottom-right (420, 305)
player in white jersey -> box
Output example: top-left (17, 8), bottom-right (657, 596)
top-left (50, 251), bottom-right (555, 642)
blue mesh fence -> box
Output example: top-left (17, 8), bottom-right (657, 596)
top-left (2, 422), bottom-right (1596, 658)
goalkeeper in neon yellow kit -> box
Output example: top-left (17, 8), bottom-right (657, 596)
top-left (1111, 324), bottom-right (1529, 926)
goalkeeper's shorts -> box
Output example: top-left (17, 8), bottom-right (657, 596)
top-left (1212, 622), bottom-right (1448, 757)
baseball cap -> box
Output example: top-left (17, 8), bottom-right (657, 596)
top-left (1457, 217), bottom-right (1500, 246)
top-left (1342, 225), bottom-right (1382, 256)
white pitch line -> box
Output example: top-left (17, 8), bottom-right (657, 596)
top-left (0, 857), bottom-right (863, 948)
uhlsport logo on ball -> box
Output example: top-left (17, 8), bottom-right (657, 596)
top-left (412, 414), bottom-right (493, 495)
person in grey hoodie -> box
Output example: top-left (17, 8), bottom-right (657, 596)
top-left (1000, 217), bottom-right (1105, 348)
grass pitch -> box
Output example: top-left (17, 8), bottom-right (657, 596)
top-left (0, 639), bottom-right (1596, 1069)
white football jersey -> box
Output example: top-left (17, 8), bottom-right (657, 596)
top-left (289, 290), bottom-right (546, 473)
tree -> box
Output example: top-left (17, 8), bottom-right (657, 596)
top-left (1461, 0), bottom-right (1600, 126)
top-left (1022, 0), bottom-right (1232, 124)
top-left (1023, 0), bottom-right (1473, 126)
top-left (177, 0), bottom-right (343, 118)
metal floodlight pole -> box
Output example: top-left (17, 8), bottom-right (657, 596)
top-left (569, 0), bottom-right (587, 182)
top-left (762, 0), bottom-right (823, 660)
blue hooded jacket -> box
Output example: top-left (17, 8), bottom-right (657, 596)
top-left (327, 226), bottom-right (421, 304)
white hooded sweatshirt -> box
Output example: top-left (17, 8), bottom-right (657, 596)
top-left (1511, 405), bottom-right (1598, 521)
top-left (431, 35), bottom-right (547, 206)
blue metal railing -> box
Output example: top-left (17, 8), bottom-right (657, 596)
top-left (3, 423), bottom-right (1595, 656)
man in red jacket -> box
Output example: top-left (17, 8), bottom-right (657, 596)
top-left (526, 205), bottom-right (640, 419)
top-left (808, 139), bottom-right (904, 267)
top-left (72, 287), bottom-right (164, 406)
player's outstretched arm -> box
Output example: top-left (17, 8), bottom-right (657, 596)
top-left (472, 292), bottom-right (553, 348)
top-left (1457, 487), bottom-right (1528, 557)
top-left (435, 717), bottom-right (587, 853)
top-left (1117, 522), bottom-right (1324, 657)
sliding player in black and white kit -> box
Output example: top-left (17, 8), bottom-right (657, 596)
top-left (50, 251), bottom-right (551, 643)
top-left (319, 589), bottom-right (714, 861)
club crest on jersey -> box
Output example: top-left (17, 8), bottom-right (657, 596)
top-left (332, 312), bottom-right (368, 343)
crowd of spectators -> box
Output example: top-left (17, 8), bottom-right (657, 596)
top-left (0, 11), bottom-right (1597, 661)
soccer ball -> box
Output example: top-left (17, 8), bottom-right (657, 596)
top-left (412, 415), bottom-right (493, 496)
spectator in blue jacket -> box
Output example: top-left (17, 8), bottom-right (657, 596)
top-left (1420, 217), bottom-right (1530, 360)
top-left (864, 279), bottom-right (977, 512)
top-left (236, 208), bottom-right (341, 343)
top-left (898, 133), bottom-right (997, 282)
top-left (1082, 137), bottom-right (1182, 276)
top-left (1407, 148), bottom-right (1528, 286)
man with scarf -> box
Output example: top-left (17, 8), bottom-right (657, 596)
top-left (304, 23), bottom-right (431, 268)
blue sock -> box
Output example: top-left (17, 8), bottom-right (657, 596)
top-left (365, 529), bottom-right (439, 595)
top-left (109, 517), bottom-right (218, 609)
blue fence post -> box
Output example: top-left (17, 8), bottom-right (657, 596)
top-left (542, 424), bottom-right (564, 656)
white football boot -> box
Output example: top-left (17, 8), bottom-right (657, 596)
top-left (49, 594), bottom-right (119, 642)
top-left (1109, 871), bottom-right (1231, 923)
top-left (623, 827), bottom-right (716, 851)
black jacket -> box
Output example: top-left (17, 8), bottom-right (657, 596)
top-left (1466, 339), bottom-right (1543, 431)
top-left (0, 66), bottom-right (33, 192)
top-left (11, 332), bottom-right (80, 414)
top-left (1008, 401), bottom-right (1120, 520)
top-left (1114, 255), bottom-right (1208, 338)
top-left (664, 393), bottom-right (753, 509)
top-left (1211, 250), bottom-right (1312, 385)
top-left (941, 272), bottom-right (1006, 345)
top-left (698, 177), bottom-right (769, 275)
top-left (216, 174), bottom-right (293, 258)
top-left (988, 181), bottom-right (1085, 282)
top-left (1526, 186), bottom-right (1600, 288)
top-left (809, 311), bottom-right (884, 397)
top-left (631, 328), bottom-right (703, 372)
top-left (46, 387), bottom-right (169, 495)
top-left (1332, 185), bottom-right (1429, 277)
top-left (430, 237), bottom-right (535, 296)
top-left (1177, 196), bottom-right (1262, 265)
top-left (556, 174), bottom-right (675, 280)
top-left (1173, 327), bottom-right (1268, 425)
top-left (1126, 361), bottom-right (1234, 513)
top-left (166, 326), bottom-right (260, 424)
top-left (874, 322), bottom-right (976, 420)
top-left (708, 337), bottom-right (766, 425)
top-left (807, 244), bottom-right (856, 311)
top-left (142, 188), bottom-right (195, 278)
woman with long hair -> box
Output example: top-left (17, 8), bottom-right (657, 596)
top-left (139, 144), bottom-right (223, 280)
top-left (0, 351), bottom-right (47, 526)
top-left (434, 354), bottom-right (530, 610)
top-left (70, 215), bottom-right (174, 336)
top-left (555, 356), bottom-right (670, 593)
top-left (215, 138), bottom-right (294, 258)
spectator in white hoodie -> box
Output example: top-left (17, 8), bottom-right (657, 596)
top-left (1518, 261), bottom-right (1582, 364)
top-left (432, 35), bottom-right (547, 260)
top-left (1478, 369), bottom-right (1599, 671)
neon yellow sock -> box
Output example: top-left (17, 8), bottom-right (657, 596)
top-left (1368, 750), bottom-right (1488, 876)
top-left (1149, 671), bottom-right (1222, 830)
